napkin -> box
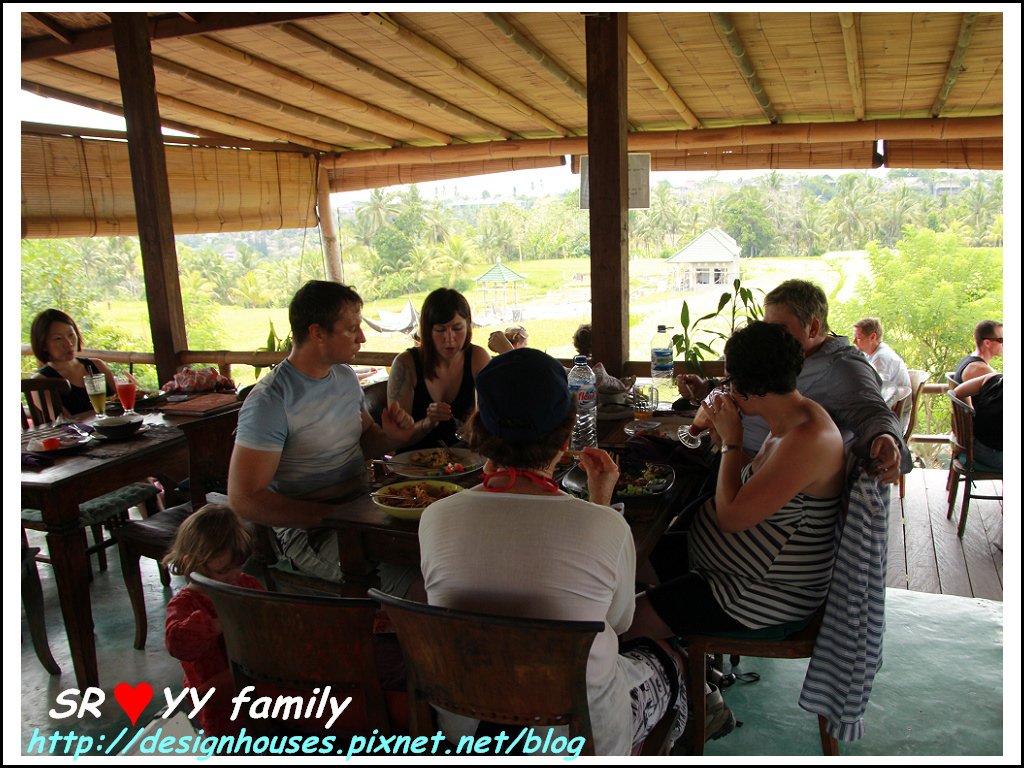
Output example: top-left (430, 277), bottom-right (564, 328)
top-left (22, 452), bottom-right (55, 470)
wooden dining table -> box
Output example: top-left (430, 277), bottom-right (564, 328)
top-left (321, 411), bottom-right (703, 590)
top-left (20, 410), bottom-right (199, 688)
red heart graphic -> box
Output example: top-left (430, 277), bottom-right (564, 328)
top-left (114, 682), bottom-right (153, 726)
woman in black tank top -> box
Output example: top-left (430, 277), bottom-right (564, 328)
top-left (30, 309), bottom-right (116, 418)
top-left (387, 289), bottom-right (491, 451)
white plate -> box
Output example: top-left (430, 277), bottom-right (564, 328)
top-left (387, 447), bottom-right (485, 478)
top-left (92, 424), bottom-right (151, 441)
top-left (26, 435), bottom-right (93, 453)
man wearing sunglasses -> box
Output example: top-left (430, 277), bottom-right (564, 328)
top-left (952, 320), bottom-right (1003, 384)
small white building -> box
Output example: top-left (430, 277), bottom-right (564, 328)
top-left (666, 228), bottom-right (741, 290)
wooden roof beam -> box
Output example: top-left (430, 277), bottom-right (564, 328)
top-left (152, 55), bottom-right (394, 148)
top-left (26, 62), bottom-right (340, 152)
top-left (25, 12), bottom-right (75, 46)
top-left (360, 12), bottom-right (573, 138)
top-left (22, 12), bottom-right (332, 62)
top-left (483, 13), bottom-right (588, 102)
top-left (838, 12), bottom-right (865, 121)
top-left (627, 34), bottom-right (702, 129)
top-left (278, 22), bottom-right (512, 141)
top-left (931, 12), bottom-right (978, 118)
top-left (711, 12), bottom-right (778, 124)
top-left (186, 35), bottom-right (452, 146)
top-left (324, 116), bottom-right (1002, 169)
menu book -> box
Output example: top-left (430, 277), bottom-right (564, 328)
top-left (158, 393), bottom-right (239, 416)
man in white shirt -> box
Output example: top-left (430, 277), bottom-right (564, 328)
top-left (852, 317), bottom-right (912, 407)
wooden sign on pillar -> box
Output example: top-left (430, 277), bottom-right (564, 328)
top-left (585, 12), bottom-right (629, 377)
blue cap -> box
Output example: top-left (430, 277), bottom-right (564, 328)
top-left (476, 348), bottom-right (573, 443)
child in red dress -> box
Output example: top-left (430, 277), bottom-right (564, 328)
top-left (164, 503), bottom-right (263, 736)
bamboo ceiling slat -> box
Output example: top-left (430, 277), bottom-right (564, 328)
top-left (21, 135), bottom-right (317, 238)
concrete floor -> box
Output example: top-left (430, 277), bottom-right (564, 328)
top-left (18, 536), bottom-right (1008, 759)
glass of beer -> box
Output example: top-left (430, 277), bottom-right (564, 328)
top-left (632, 384), bottom-right (659, 420)
top-left (84, 374), bottom-right (108, 418)
top-left (116, 374), bottom-right (138, 416)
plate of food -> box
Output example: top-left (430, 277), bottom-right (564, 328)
top-left (561, 460), bottom-right (675, 501)
top-left (371, 480), bottom-right (464, 520)
top-left (623, 419), bottom-right (662, 437)
top-left (25, 435), bottom-right (93, 453)
top-left (386, 447), bottom-right (485, 478)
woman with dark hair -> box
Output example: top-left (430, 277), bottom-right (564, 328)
top-left (387, 288), bottom-right (490, 451)
top-left (628, 321), bottom-right (845, 640)
top-left (30, 308), bottom-right (115, 417)
top-left (418, 349), bottom-right (686, 755)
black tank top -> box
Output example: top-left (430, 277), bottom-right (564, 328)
top-left (407, 346), bottom-right (476, 451)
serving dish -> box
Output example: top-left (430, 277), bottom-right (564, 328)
top-left (561, 461), bottom-right (675, 501)
top-left (371, 480), bottom-right (463, 520)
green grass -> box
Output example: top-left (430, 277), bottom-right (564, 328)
top-left (87, 255), bottom-right (869, 388)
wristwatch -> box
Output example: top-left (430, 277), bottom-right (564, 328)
top-left (720, 444), bottom-right (741, 454)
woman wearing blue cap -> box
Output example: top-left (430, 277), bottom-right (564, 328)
top-left (417, 348), bottom-right (686, 755)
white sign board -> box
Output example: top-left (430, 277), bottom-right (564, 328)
top-left (579, 153), bottom-right (651, 210)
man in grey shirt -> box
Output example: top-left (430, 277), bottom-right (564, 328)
top-left (679, 280), bottom-right (910, 485)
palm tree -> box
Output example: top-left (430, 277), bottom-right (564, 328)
top-left (355, 189), bottom-right (399, 239)
top-left (439, 234), bottom-right (476, 285)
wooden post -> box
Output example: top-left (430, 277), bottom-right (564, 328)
top-left (585, 13), bottom-right (629, 377)
top-left (318, 164), bottom-right (345, 283)
top-left (110, 13), bottom-right (187, 385)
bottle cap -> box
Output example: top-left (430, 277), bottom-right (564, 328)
top-left (573, 355), bottom-right (589, 365)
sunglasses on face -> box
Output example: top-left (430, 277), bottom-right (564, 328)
top-left (983, 337), bottom-right (1004, 344)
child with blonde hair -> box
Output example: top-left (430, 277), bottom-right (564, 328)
top-left (164, 503), bottom-right (262, 736)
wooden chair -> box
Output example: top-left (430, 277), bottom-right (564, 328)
top-left (22, 544), bottom-right (60, 675)
top-left (113, 407), bottom-right (239, 648)
top-left (21, 378), bottom-right (160, 576)
top-left (22, 376), bottom-right (71, 428)
top-left (370, 588), bottom-right (675, 756)
top-left (946, 391), bottom-right (1002, 538)
top-left (192, 573), bottom-right (394, 737)
top-left (945, 371), bottom-right (959, 388)
top-left (895, 369), bottom-right (930, 498)
top-left (363, 379), bottom-right (388, 424)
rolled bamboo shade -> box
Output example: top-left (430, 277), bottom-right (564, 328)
top-left (649, 142), bottom-right (881, 171)
top-left (21, 135), bottom-right (318, 238)
top-left (329, 155), bottom-right (566, 192)
top-left (883, 138), bottom-right (1002, 170)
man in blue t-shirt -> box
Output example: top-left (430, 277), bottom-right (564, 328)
top-left (230, 281), bottom-right (416, 586)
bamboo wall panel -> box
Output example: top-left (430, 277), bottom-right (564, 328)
top-left (21, 135), bottom-right (318, 238)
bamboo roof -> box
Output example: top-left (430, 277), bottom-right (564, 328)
top-left (20, 10), bottom-right (1006, 235)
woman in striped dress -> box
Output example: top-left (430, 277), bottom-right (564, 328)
top-left (627, 321), bottom-right (846, 637)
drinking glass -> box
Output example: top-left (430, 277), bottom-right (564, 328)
top-left (631, 384), bottom-right (659, 420)
top-left (84, 373), bottom-right (108, 419)
top-left (679, 384), bottom-right (731, 449)
top-left (116, 375), bottom-right (138, 416)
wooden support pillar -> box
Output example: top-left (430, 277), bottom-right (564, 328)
top-left (111, 13), bottom-right (187, 385)
top-left (318, 164), bottom-right (345, 283)
top-left (585, 13), bottom-right (629, 377)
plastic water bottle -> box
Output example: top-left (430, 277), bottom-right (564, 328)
top-left (651, 325), bottom-right (675, 409)
top-left (567, 355), bottom-right (598, 452)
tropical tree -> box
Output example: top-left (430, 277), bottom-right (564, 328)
top-left (355, 188), bottom-right (399, 240)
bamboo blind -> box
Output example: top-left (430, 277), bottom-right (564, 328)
top-left (329, 155), bottom-right (566, 192)
top-left (883, 139), bottom-right (1002, 170)
top-left (649, 142), bottom-right (881, 171)
top-left (21, 135), bottom-right (319, 238)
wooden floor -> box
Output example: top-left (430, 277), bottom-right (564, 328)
top-left (887, 468), bottom-right (1003, 601)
